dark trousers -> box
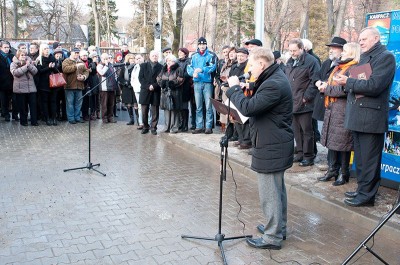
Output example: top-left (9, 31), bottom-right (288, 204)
top-left (235, 122), bottom-right (251, 145)
top-left (142, 104), bottom-right (159, 130)
top-left (293, 112), bottom-right (314, 160)
top-left (353, 131), bottom-right (384, 202)
top-left (0, 90), bottom-right (18, 119)
top-left (312, 118), bottom-right (319, 155)
top-left (100, 91), bottom-right (115, 121)
top-left (16, 92), bottom-right (37, 125)
top-left (40, 90), bottom-right (57, 120)
top-left (81, 88), bottom-right (89, 118)
top-left (189, 97), bottom-right (196, 129)
top-left (328, 149), bottom-right (350, 174)
top-left (56, 89), bottom-right (67, 120)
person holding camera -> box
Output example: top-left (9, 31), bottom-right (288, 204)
top-left (119, 54), bottom-right (136, 125)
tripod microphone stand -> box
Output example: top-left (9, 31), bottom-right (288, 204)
top-left (182, 99), bottom-right (252, 265)
top-left (64, 64), bottom-right (120, 176)
top-left (342, 190), bottom-right (400, 265)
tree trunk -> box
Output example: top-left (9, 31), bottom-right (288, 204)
top-left (326, 0), bottom-right (334, 36)
top-left (0, 0), bottom-right (5, 38)
top-left (90, 0), bottom-right (100, 46)
top-left (226, 1), bottom-right (231, 45)
top-left (201, 0), bottom-right (208, 38)
top-left (172, 0), bottom-right (183, 52)
top-left (333, 0), bottom-right (347, 37)
top-left (271, 0), bottom-right (290, 50)
top-left (12, 0), bottom-right (18, 38)
top-left (143, 1), bottom-right (147, 49)
top-left (209, 0), bottom-right (217, 51)
top-left (299, 0), bottom-right (310, 39)
top-left (104, 0), bottom-right (111, 46)
top-left (236, 0), bottom-right (242, 47)
top-left (197, 0), bottom-right (202, 38)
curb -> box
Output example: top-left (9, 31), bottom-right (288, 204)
top-left (160, 133), bottom-right (400, 243)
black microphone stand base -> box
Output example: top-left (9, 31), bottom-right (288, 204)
top-left (181, 233), bottom-right (252, 265)
top-left (64, 162), bottom-right (106, 177)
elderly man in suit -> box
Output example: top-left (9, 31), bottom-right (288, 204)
top-left (139, 50), bottom-right (163, 135)
top-left (335, 27), bottom-right (396, 207)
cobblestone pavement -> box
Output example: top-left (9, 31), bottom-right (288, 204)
top-left (0, 117), bottom-right (399, 265)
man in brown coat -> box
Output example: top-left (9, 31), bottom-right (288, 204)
top-left (62, 48), bottom-right (89, 124)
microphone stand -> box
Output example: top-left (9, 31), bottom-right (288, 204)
top-left (64, 64), bottom-right (119, 177)
top-left (181, 98), bottom-right (252, 265)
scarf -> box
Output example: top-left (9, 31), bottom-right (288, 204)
top-left (0, 51), bottom-right (11, 66)
top-left (325, 59), bottom-right (358, 107)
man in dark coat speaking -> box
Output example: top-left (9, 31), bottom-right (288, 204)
top-left (335, 27), bottom-right (396, 207)
top-left (226, 47), bottom-right (294, 250)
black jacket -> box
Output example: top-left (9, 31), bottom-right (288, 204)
top-left (285, 52), bottom-right (320, 114)
top-left (138, 61), bottom-right (163, 105)
top-left (226, 63), bottom-right (294, 173)
top-left (0, 51), bottom-right (14, 91)
top-left (36, 54), bottom-right (56, 92)
top-left (344, 42), bottom-right (396, 134)
top-left (312, 58), bottom-right (336, 121)
top-left (178, 57), bottom-right (192, 102)
top-left (229, 61), bottom-right (247, 77)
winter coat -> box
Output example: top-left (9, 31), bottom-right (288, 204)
top-left (312, 59), bottom-right (336, 121)
top-left (344, 42), bottom-right (396, 134)
top-left (320, 59), bottom-right (357, 152)
top-left (157, 63), bottom-right (184, 110)
top-left (226, 63), bottom-right (294, 173)
top-left (130, 64), bottom-right (141, 93)
top-left (285, 52), bottom-right (320, 114)
top-left (0, 51), bottom-right (14, 91)
top-left (97, 63), bottom-right (118, 92)
top-left (87, 60), bottom-right (100, 94)
top-left (177, 57), bottom-right (192, 102)
top-left (10, 57), bottom-right (38, 94)
top-left (187, 48), bottom-right (217, 83)
top-left (36, 54), bottom-right (56, 92)
top-left (62, 58), bottom-right (88, 90)
top-left (138, 61), bottom-right (163, 105)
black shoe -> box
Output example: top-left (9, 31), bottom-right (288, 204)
top-left (31, 123), bottom-right (39, 126)
top-left (192, 128), bottom-right (204, 134)
top-left (293, 155), bottom-right (303, 162)
top-left (332, 174), bottom-right (349, 186)
top-left (151, 130), bottom-right (157, 135)
top-left (204, 128), bottom-right (213, 134)
top-left (20, 122), bottom-right (28, 126)
top-left (76, 119), bottom-right (85, 123)
top-left (299, 159), bottom-right (314, 167)
top-left (190, 125), bottom-right (196, 130)
top-left (127, 120), bottom-right (135, 125)
top-left (141, 128), bottom-right (149, 134)
top-left (317, 171), bottom-right (338, 182)
top-left (256, 224), bottom-right (286, 240)
top-left (53, 119), bottom-right (58, 126)
top-left (46, 120), bottom-right (52, 126)
top-left (344, 191), bottom-right (358, 198)
top-left (246, 237), bottom-right (281, 250)
top-left (69, 121), bottom-right (77, 124)
top-left (344, 197), bottom-right (374, 207)
top-left (5, 117), bottom-right (10, 122)
top-left (12, 116), bottom-right (19, 121)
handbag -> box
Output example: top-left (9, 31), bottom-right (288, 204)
top-left (49, 68), bottom-right (66, 88)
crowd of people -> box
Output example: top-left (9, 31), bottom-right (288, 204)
top-left (0, 26), bottom-right (396, 250)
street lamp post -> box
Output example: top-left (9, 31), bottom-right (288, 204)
top-left (154, 0), bottom-right (162, 56)
top-left (255, 0), bottom-right (264, 42)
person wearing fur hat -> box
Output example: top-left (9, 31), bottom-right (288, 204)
top-left (53, 48), bottom-right (67, 121)
top-left (187, 37), bottom-right (217, 134)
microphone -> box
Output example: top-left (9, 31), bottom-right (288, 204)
top-left (112, 62), bottom-right (128, 67)
top-left (221, 73), bottom-right (250, 87)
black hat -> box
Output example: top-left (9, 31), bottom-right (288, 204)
top-left (273, 51), bottom-right (281, 60)
top-left (236, 47), bottom-right (249, 55)
top-left (198, 37), bottom-right (207, 45)
top-left (53, 42), bottom-right (60, 49)
top-left (326, 36), bottom-right (347, 47)
top-left (54, 47), bottom-right (63, 55)
top-left (72, 47), bottom-right (80, 53)
top-left (245, 39), bottom-right (263, 47)
top-left (162, 47), bottom-right (172, 53)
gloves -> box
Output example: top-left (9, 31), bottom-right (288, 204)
top-left (161, 80), bottom-right (167, 88)
top-left (168, 80), bottom-right (175, 89)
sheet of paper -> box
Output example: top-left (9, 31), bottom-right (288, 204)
top-left (224, 99), bottom-right (249, 124)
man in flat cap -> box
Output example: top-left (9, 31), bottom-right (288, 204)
top-left (187, 37), bottom-right (217, 134)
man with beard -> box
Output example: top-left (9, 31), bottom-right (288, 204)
top-left (227, 47), bottom-right (293, 250)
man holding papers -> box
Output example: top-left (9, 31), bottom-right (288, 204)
top-left (226, 47), bottom-right (294, 250)
top-left (335, 27), bottom-right (396, 207)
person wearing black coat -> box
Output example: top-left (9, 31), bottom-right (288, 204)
top-left (335, 27), bottom-right (396, 207)
top-left (87, 52), bottom-right (100, 119)
top-left (177, 48), bottom-right (192, 132)
top-left (54, 48), bottom-right (67, 121)
top-left (285, 38), bottom-right (320, 166)
top-left (138, 50), bottom-right (163, 135)
top-left (226, 47), bottom-right (293, 250)
top-left (36, 44), bottom-right (58, 125)
top-left (0, 40), bottom-right (15, 122)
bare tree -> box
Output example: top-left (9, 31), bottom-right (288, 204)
top-left (12, 0), bottom-right (18, 38)
top-left (209, 0), bottom-right (217, 50)
top-left (299, 0), bottom-right (310, 38)
top-left (333, 0), bottom-right (347, 37)
top-left (171, 0), bottom-right (189, 52)
top-left (104, 0), bottom-right (111, 46)
top-left (91, 0), bottom-right (100, 46)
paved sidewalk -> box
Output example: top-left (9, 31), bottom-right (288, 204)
top-left (0, 119), bottom-right (399, 264)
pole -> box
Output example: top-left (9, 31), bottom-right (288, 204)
top-left (255, 0), bottom-right (264, 42)
top-left (154, 0), bottom-right (162, 57)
